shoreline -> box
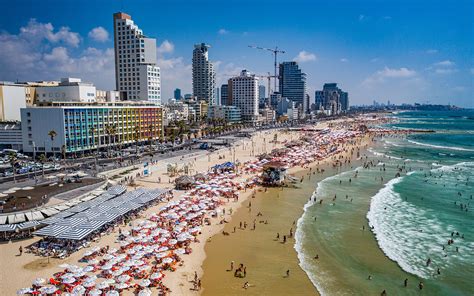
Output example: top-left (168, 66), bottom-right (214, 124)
top-left (199, 134), bottom-right (374, 295)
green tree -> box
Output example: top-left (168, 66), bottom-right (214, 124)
top-left (47, 130), bottom-right (57, 159)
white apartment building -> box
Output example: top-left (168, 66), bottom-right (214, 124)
top-left (113, 12), bottom-right (161, 104)
top-left (229, 70), bottom-right (259, 122)
top-left (192, 43), bottom-right (216, 105)
top-left (35, 78), bottom-right (96, 104)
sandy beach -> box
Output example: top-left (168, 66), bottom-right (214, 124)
top-left (0, 127), bottom-right (306, 295)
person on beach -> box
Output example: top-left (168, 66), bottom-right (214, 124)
top-left (404, 278), bottom-right (408, 287)
top-left (230, 261), bottom-right (234, 271)
top-left (283, 235), bottom-right (286, 243)
top-left (18, 246), bottom-right (23, 256)
top-left (286, 269), bottom-right (290, 277)
top-left (419, 282), bottom-right (424, 290)
top-left (243, 282), bottom-right (250, 289)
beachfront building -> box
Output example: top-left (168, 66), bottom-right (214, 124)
top-left (192, 43), bottom-right (216, 105)
top-left (279, 61), bottom-right (307, 113)
top-left (20, 104), bottom-right (163, 155)
top-left (0, 122), bottom-right (22, 151)
top-left (314, 83), bottom-right (349, 114)
top-left (207, 105), bottom-right (242, 124)
top-left (220, 84), bottom-right (229, 106)
top-left (228, 70), bottom-right (259, 123)
top-left (163, 100), bottom-right (190, 125)
top-left (113, 12), bottom-right (161, 104)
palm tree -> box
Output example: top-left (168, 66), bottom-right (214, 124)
top-left (134, 126), bottom-right (140, 155)
top-left (48, 130), bottom-right (57, 159)
top-left (148, 124), bottom-right (154, 152)
top-left (8, 152), bottom-right (17, 183)
top-left (39, 153), bottom-right (47, 179)
top-left (105, 125), bottom-right (117, 158)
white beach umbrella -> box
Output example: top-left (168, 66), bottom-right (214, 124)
top-left (88, 289), bottom-right (102, 296)
top-left (150, 272), bottom-right (163, 280)
top-left (96, 282), bottom-right (109, 289)
top-left (117, 274), bottom-right (130, 283)
top-left (72, 285), bottom-right (86, 295)
top-left (138, 288), bottom-right (152, 296)
top-left (162, 257), bottom-right (173, 264)
top-left (83, 280), bottom-right (96, 288)
top-left (105, 290), bottom-right (119, 296)
top-left (139, 279), bottom-right (151, 287)
top-left (16, 288), bottom-right (33, 295)
top-left (62, 277), bottom-right (76, 284)
top-left (32, 278), bottom-right (45, 286)
top-left (115, 282), bottom-right (128, 290)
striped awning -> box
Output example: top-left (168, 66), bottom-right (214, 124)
top-left (0, 224), bottom-right (16, 232)
top-left (17, 221), bottom-right (41, 230)
top-left (56, 227), bottom-right (95, 240)
top-left (34, 225), bottom-right (71, 237)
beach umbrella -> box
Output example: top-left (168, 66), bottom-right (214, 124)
top-left (16, 288), bottom-right (33, 295)
top-left (32, 278), bottom-right (45, 286)
top-left (115, 282), bottom-right (128, 290)
top-left (138, 288), bottom-right (152, 296)
top-left (138, 265), bottom-right (151, 272)
top-left (87, 259), bottom-right (99, 266)
top-left (101, 264), bottom-right (113, 270)
top-left (155, 252), bottom-right (167, 258)
top-left (88, 289), bottom-right (102, 296)
top-left (150, 272), bottom-right (163, 280)
top-left (104, 279), bottom-right (116, 285)
top-left (105, 291), bottom-right (119, 296)
top-left (73, 270), bottom-right (86, 278)
top-left (39, 285), bottom-right (57, 294)
top-left (117, 274), bottom-right (130, 283)
top-left (96, 282), bottom-right (109, 289)
top-left (139, 279), bottom-right (151, 287)
top-left (83, 281), bottom-right (96, 288)
top-left (111, 270), bottom-right (123, 277)
top-left (168, 239), bottom-right (178, 245)
top-left (62, 277), bottom-right (75, 284)
top-left (103, 254), bottom-right (115, 260)
top-left (85, 275), bottom-right (98, 281)
top-left (174, 248), bottom-right (186, 255)
top-left (158, 246), bottom-right (169, 252)
top-left (107, 248), bottom-right (118, 254)
top-left (67, 265), bottom-right (81, 272)
top-left (72, 285), bottom-right (85, 295)
top-left (162, 257), bottom-right (173, 264)
top-left (82, 265), bottom-right (94, 272)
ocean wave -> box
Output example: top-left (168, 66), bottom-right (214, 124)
top-left (430, 161), bottom-right (474, 173)
top-left (408, 140), bottom-right (474, 152)
top-left (367, 148), bottom-right (403, 160)
top-left (366, 172), bottom-right (461, 279)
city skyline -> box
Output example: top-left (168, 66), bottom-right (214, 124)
top-left (0, 0), bottom-right (472, 107)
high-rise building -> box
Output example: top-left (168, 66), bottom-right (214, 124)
top-left (113, 12), bottom-right (161, 104)
top-left (229, 70), bottom-right (259, 122)
top-left (314, 83), bottom-right (349, 114)
top-left (192, 43), bottom-right (216, 105)
top-left (258, 85), bottom-right (266, 101)
top-left (220, 84), bottom-right (228, 106)
top-left (174, 88), bottom-right (182, 100)
top-left (279, 61), bottom-right (306, 109)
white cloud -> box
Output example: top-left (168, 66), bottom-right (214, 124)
top-left (293, 51), bottom-right (317, 63)
top-left (434, 60), bottom-right (455, 67)
top-left (383, 16), bottom-right (392, 20)
top-left (20, 19), bottom-right (80, 47)
top-left (426, 49), bottom-right (438, 54)
top-left (363, 66), bottom-right (417, 87)
top-left (157, 40), bottom-right (174, 55)
top-left (156, 56), bottom-right (192, 101)
top-left (218, 28), bottom-right (229, 35)
top-left (370, 58), bottom-right (380, 63)
top-left (88, 26), bottom-right (109, 42)
top-left (359, 14), bottom-right (365, 21)
top-left (340, 58), bottom-right (348, 62)
top-left (0, 19), bottom-right (114, 89)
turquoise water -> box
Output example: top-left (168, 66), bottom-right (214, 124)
top-left (295, 110), bottom-right (474, 295)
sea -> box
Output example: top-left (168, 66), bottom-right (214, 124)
top-left (295, 110), bottom-right (474, 295)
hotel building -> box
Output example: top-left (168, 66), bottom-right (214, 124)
top-left (21, 104), bottom-right (163, 155)
top-left (228, 70), bottom-right (259, 122)
top-left (113, 12), bottom-right (161, 104)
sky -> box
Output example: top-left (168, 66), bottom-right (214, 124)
top-left (0, 0), bottom-right (472, 107)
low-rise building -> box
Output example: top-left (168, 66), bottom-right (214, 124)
top-left (35, 78), bottom-right (97, 104)
top-left (207, 105), bottom-right (241, 124)
top-left (21, 104), bottom-right (163, 155)
top-left (0, 122), bottom-right (22, 151)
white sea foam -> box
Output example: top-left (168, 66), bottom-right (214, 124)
top-left (408, 140), bottom-right (474, 152)
top-left (366, 171), bottom-right (470, 279)
top-left (367, 148), bottom-right (403, 160)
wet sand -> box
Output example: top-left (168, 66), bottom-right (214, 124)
top-left (201, 138), bottom-right (371, 296)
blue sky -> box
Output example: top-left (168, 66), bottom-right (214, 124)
top-left (0, 0), bottom-right (472, 107)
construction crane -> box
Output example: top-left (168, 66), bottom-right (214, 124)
top-left (248, 45), bottom-right (285, 93)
